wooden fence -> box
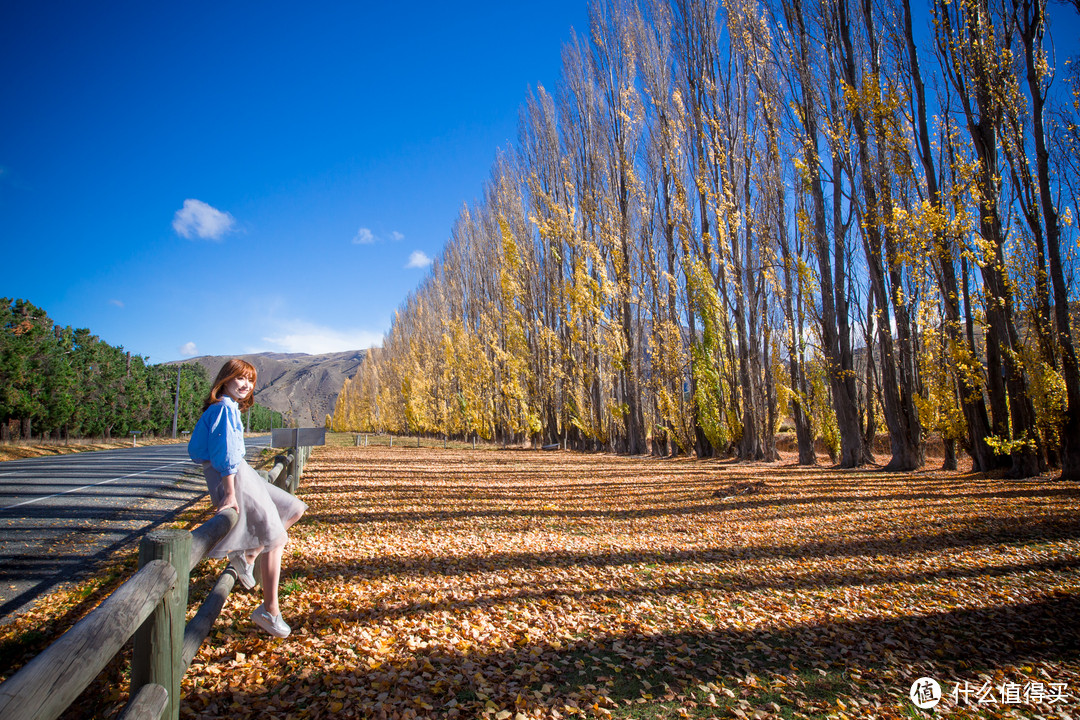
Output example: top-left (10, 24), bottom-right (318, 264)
top-left (352, 433), bottom-right (479, 449)
top-left (0, 448), bottom-right (312, 720)
top-left (259, 446), bottom-right (311, 493)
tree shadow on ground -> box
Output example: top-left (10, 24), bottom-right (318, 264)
top-left (306, 554), bottom-right (1080, 627)
top-left (0, 488), bottom-right (210, 642)
top-left (298, 472), bottom-right (1080, 526)
top-left (294, 512), bottom-right (1080, 584)
top-left (182, 593), bottom-right (1079, 719)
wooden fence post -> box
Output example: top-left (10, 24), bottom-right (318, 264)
top-left (132, 528), bottom-right (191, 720)
top-left (289, 449), bottom-right (301, 493)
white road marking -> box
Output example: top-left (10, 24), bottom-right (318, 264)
top-left (0, 460), bottom-right (192, 511)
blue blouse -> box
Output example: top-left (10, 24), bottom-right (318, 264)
top-left (188, 396), bottom-right (246, 475)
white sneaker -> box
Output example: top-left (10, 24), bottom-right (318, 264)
top-left (228, 552), bottom-right (256, 590)
top-left (252, 604), bottom-right (291, 638)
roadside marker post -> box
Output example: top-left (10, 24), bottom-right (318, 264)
top-left (271, 428), bottom-right (326, 491)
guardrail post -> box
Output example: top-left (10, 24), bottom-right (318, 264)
top-left (132, 528), bottom-right (191, 720)
top-left (286, 451), bottom-right (297, 493)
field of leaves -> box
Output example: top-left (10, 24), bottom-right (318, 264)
top-left (176, 447), bottom-right (1078, 720)
top-left (3, 445), bottom-right (1078, 719)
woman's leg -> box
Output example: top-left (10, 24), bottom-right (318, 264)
top-left (259, 545), bottom-right (283, 616)
top-left (283, 507), bottom-right (305, 531)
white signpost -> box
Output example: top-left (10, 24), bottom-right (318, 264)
top-left (271, 428), bottom-right (326, 449)
top-left (268, 428), bottom-right (326, 494)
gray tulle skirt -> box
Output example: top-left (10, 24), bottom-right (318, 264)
top-left (201, 459), bottom-right (308, 558)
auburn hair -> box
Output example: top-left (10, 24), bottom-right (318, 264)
top-left (204, 358), bottom-right (258, 412)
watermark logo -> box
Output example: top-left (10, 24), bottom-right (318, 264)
top-left (910, 677), bottom-right (942, 709)
top-left (908, 677), bottom-right (1072, 710)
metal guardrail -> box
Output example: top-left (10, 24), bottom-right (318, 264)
top-left (0, 449), bottom-right (314, 720)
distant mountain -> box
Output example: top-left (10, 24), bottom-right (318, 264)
top-left (170, 350), bottom-right (365, 427)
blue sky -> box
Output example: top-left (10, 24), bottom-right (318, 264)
top-left (1, 1), bottom-right (589, 363)
top-left (3, 2), bottom-right (1078, 365)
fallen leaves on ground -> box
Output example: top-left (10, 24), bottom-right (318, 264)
top-left (4, 447), bottom-right (1079, 719)
top-left (187, 448), bottom-right (1080, 719)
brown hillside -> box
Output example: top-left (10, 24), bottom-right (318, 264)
top-left (173, 351), bottom-right (365, 426)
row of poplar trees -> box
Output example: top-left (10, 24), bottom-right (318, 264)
top-left (0, 298), bottom-right (283, 441)
top-left (334, 0), bottom-right (1080, 478)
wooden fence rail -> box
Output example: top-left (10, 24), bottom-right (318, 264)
top-left (259, 446), bottom-right (309, 494)
top-left (0, 448), bottom-right (312, 720)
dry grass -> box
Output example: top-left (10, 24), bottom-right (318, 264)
top-left (0, 436), bottom-right (186, 462)
top-left (0, 433), bottom-right (279, 462)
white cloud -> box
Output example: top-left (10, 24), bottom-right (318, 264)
top-left (109, 299), bottom-right (124, 308)
top-left (406, 250), bottom-right (432, 269)
top-left (173, 199), bottom-right (236, 241)
top-left (179, 341), bottom-right (199, 357)
top-left (353, 228), bottom-right (405, 244)
top-left (263, 320), bottom-right (383, 354)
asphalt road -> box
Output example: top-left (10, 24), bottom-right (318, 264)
top-left (0, 437), bottom-right (270, 622)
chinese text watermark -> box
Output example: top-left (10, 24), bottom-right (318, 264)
top-left (909, 677), bottom-right (1072, 710)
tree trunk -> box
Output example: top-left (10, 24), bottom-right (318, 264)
top-left (943, 438), bottom-right (958, 471)
top-left (836, 0), bottom-right (922, 470)
top-left (830, 153), bottom-right (866, 468)
top-left (780, 195), bottom-right (816, 466)
top-left (763, 322), bottom-right (780, 461)
top-left (731, 200), bottom-right (760, 461)
top-left (940, 0), bottom-right (1041, 477)
top-left (785, 0), bottom-right (865, 467)
top-left (1014, 0), bottom-right (1080, 479)
top-left (862, 293), bottom-right (879, 465)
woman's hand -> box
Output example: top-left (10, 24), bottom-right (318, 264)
top-left (218, 474), bottom-right (239, 513)
top-left (219, 491), bottom-right (239, 513)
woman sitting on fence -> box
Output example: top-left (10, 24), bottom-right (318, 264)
top-left (188, 358), bottom-right (307, 638)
